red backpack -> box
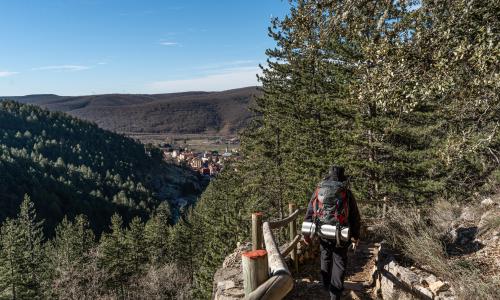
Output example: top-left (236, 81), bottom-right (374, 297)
top-left (312, 179), bottom-right (349, 226)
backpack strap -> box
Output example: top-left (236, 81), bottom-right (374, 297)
top-left (335, 188), bottom-right (349, 225)
top-left (312, 187), bottom-right (322, 216)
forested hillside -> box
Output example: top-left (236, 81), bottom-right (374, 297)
top-left (169, 0), bottom-right (499, 298)
top-left (0, 101), bottom-right (204, 234)
top-left (3, 87), bottom-right (259, 135)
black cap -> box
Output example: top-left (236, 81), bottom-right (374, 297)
top-left (326, 165), bottom-right (346, 182)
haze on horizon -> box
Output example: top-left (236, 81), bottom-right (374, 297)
top-left (0, 0), bottom-right (289, 96)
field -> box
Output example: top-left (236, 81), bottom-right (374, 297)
top-left (125, 132), bottom-right (240, 153)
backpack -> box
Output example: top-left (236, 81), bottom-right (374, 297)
top-left (312, 179), bottom-right (349, 227)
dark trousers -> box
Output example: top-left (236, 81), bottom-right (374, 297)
top-left (320, 239), bottom-right (348, 300)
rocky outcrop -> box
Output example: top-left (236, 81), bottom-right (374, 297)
top-left (376, 244), bottom-right (457, 300)
top-left (212, 243), bottom-right (250, 300)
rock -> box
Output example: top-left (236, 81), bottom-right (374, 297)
top-left (447, 228), bottom-right (458, 243)
top-left (217, 280), bottom-right (235, 290)
top-left (222, 243), bottom-right (251, 269)
top-left (460, 207), bottom-right (476, 222)
top-left (213, 243), bottom-right (250, 300)
top-left (225, 288), bottom-right (245, 297)
top-left (421, 274), bottom-right (438, 287)
top-left (481, 197), bottom-right (494, 207)
top-left (414, 284), bottom-right (433, 299)
top-left (429, 280), bottom-right (450, 294)
top-left (436, 291), bottom-right (457, 300)
top-left (380, 272), bottom-right (395, 300)
top-left (385, 259), bottom-right (396, 272)
top-left (396, 266), bottom-right (420, 286)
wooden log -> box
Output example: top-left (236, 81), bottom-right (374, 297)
top-left (247, 274), bottom-right (294, 300)
top-left (252, 212), bottom-right (264, 251)
top-left (242, 250), bottom-right (269, 296)
top-left (268, 209), bottom-right (300, 229)
top-left (288, 203), bottom-right (298, 273)
top-left (281, 234), bottom-right (301, 258)
top-left (262, 222), bottom-right (290, 276)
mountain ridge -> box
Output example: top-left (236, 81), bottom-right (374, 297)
top-left (2, 86), bottom-right (260, 135)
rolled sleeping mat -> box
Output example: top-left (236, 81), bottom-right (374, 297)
top-left (301, 221), bottom-right (317, 237)
top-left (301, 222), bottom-right (350, 241)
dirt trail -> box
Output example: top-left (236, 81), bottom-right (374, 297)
top-left (285, 241), bottom-right (379, 300)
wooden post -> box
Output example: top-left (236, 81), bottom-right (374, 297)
top-left (242, 250), bottom-right (269, 296)
top-left (252, 212), bottom-right (263, 251)
top-left (288, 203), bottom-right (298, 273)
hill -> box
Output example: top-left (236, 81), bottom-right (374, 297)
top-left (4, 94), bottom-right (62, 104)
top-left (0, 101), bottom-right (205, 235)
top-left (3, 87), bottom-right (259, 135)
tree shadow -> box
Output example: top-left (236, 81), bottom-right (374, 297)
top-left (445, 226), bottom-right (484, 256)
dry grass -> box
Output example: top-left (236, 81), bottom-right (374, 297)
top-left (133, 263), bottom-right (192, 299)
top-left (380, 200), bottom-right (500, 299)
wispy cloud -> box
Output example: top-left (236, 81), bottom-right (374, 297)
top-left (32, 65), bottom-right (91, 71)
top-left (0, 71), bottom-right (18, 77)
top-left (148, 66), bottom-right (261, 93)
top-left (160, 41), bottom-right (179, 46)
top-left (198, 60), bottom-right (257, 69)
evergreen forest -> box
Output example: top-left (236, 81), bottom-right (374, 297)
top-left (0, 0), bottom-right (498, 299)
top-left (0, 100), bottom-right (205, 234)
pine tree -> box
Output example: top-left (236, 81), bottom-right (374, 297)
top-left (98, 214), bottom-right (128, 298)
top-left (345, 0), bottom-right (499, 204)
top-left (0, 195), bottom-right (46, 299)
top-left (404, 0), bottom-right (500, 199)
top-left (245, 0), bottom-right (356, 216)
top-left (167, 216), bottom-right (196, 280)
top-left (144, 202), bottom-right (171, 265)
top-left (0, 219), bottom-right (23, 299)
top-left (47, 215), bottom-right (95, 298)
top-left (124, 217), bottom-right (147, 275)
top-left (18, 195), bottom-right (46, 299)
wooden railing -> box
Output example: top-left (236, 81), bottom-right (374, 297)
top-left (242, 203), bottom-right (302, 300)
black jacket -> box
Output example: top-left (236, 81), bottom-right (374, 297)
top-left (304, 186), bottom-right (361, 241)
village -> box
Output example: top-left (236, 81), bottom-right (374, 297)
top-left (160, 143), bottom-right (241, 177)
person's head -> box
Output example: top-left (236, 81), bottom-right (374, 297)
top-left (324, 165), bottom-right (346, 182)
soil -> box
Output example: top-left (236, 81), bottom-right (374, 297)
top-left (285, 240), bottom-right (379, 300)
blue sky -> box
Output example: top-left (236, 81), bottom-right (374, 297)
top-left (0, 0), bottom-right (289, 96)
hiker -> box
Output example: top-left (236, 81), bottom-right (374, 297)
top-left (303, 165), bottom-right (361, 300)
